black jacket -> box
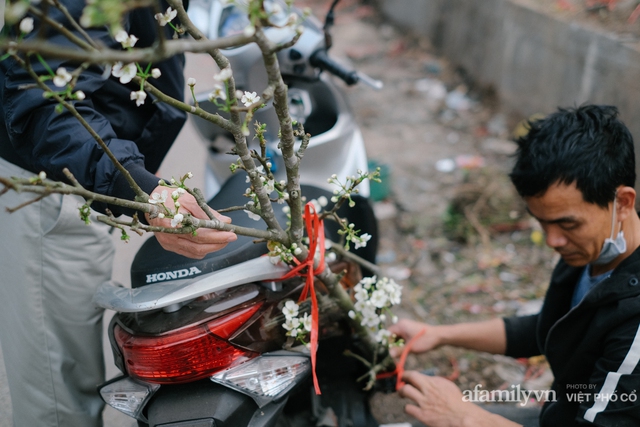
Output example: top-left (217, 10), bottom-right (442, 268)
top-left (0, 0), bottom-right (187, 215)
top-left (504, 247), bottom-right (640, 426)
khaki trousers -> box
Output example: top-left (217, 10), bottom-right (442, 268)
top-left (0, 157), bottom-right (115, 426)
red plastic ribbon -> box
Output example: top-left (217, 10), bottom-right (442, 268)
top-left (376, 327), bottom-right (427, 391)
top-left (279, 202), bottom-right (325, 394)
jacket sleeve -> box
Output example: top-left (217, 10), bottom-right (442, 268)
top-left (0, 2), bottom-right (160, 215)
top-left (575, 317), bottom-right (640, 426)
top-left (503, 314), bottom-right (542, 358)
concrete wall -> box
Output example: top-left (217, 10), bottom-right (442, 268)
top-left (377, 0), bottom-right (640, 175)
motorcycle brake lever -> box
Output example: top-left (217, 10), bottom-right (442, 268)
top-left (356, 71), bottom-right (384, 90)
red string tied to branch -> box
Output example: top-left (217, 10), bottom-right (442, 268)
top-left (279, 202), bottom-right (325, 394)
top-left (376, 327), bottom-right (427, 391)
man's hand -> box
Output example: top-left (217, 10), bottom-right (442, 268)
top-left (146, 185), bottom-right (237, 259)
top-left (390, 317), bottom-right (507, 357)
top-left (398, 371), bottom-right (520, 427)
top-left (388, 319), bottom-right (440, 358)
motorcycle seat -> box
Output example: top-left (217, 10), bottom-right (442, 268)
top-left (130, 172), bottom-right (335, 288)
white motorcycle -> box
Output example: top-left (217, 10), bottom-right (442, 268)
top-left (94, 1), bottom-right (384, 426)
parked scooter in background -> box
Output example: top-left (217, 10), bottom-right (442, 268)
top-left (93, 1), bottom-right (384, 426)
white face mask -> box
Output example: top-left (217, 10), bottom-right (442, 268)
top-left (594, 196), bottom-right (627, 265)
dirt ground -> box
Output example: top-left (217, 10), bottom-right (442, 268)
top-left (297, 0), bottom-right (568, 424)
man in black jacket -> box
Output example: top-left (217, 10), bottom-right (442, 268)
top-left (0, 2), bottom-right (236, 426)
top-left (390, 105), bottom-right (640, 426)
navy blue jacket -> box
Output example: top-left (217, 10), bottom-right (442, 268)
top-left (504, 247), bottom-right (640, 426)
top-left (0, 0), bottom-right (187, 215)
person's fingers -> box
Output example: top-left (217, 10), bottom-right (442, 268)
top-left (156, 235), bottom-right (233, 259)
top-left (398, 383), bottom-right (422, 402)
top-left (175, 227), bottom-right (237, 244)
top-left (404, 403), bottom-right (423, 420)
top-left (389, 346), bottom-right (404, 358)
top-left (402, 370), bottom-right (431, 392)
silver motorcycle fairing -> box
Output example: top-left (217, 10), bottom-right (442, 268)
top-left (93, 256), bottom-right (289, 313)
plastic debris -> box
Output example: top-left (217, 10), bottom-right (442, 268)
top-left (435, 158), bottom-right (456, 172)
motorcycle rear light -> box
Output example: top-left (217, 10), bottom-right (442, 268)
top-left (115, 304), bottom-right (261, 384)
top-left (211, 355), bottom-right (310, 407)
top-left (99, 376), bottom-right (160, 419)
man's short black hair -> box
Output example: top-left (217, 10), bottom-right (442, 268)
top-left (510, 105), bottom-right (636, 208)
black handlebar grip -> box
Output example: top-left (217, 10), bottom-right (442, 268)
top-left (310, 49), bottom-right (359, 85)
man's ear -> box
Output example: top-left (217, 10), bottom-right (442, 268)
top-left (616, 186), bottom-right (636, 222)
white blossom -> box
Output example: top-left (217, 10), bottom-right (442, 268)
top-left (158, 213), bottom-right (165, 219)
top-left (151, 68), bottom-right (162, 79)
top-left (172, 188), bottom-right (186, 199)
top-left (148, 190), bottom-right (168, 204)
top-left (38, 171), bottom-right (46, 181)
top-left (263, 179), bottom-right (275, 193)
top-left (354, 285), bottom-right (368, 302)
top-left (187, 77), bottom-right (196, 87)
top-left (244, 209), bottom-right (261, 221)
top-left (284, 320), bottom-right (301, 337)
top-left (353, 233), bottom-right (372, 250)
top-left (208, 84), bottom-right (226, 102)
top-left (214, 68), bottom-right (232, 82)
top-left (19, 17), bottom-right (34, 34)
top-left (282, 300), bottom-right (299, 319)
top-left (186, 172), bottom-right (193, 179)
top-left (112, 62), bottom-right (137, 84)
top-left (359, 276), bottom-right (377, 290)
top-left (114, 30), bottom-right (138, 48)
top-left (241, 91), bottom-right (260, 107)
top-left (348, 310), bottom-right (356, 319)
top-left (375, 329), bottom-right (392, 344)
top-left (154, 7), bottom-right (177, 26)
top-left (170, 213), bottom-right (184, 227)
top-left (301, 313), bottom-right (312, 332)
top-left (243, 25), bottom-right (255, 37)
top-left (370, 289), bottom-right (388, 308)
top-left (130, 90), bottom-right (147, 107)
top-left (74, 91), bottom-right (86, 101)
top-left (53, 67), bottom-right (72, 87)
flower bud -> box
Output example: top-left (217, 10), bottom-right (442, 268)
top-left (187, 77), bottom-right (196, 87)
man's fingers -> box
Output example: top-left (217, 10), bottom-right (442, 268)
top-left (157, 236), bottom-right (233, 259)
top-left (397, 382), bottom-right (424, 403)
top-left (389, 346), bottom-right (403, 358)
top-left (404, 403), bottom-right (423, 420)
top-left (177, 227), bottom-right (237, 244)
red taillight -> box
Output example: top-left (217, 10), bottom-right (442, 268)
top-left (115, 304), bottom-right (261, 384)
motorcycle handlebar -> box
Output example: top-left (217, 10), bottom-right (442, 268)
top-left (310, 49), bottom-right (359, 85)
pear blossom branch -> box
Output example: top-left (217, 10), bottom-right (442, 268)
top-left (141, 78), bottom-right (236, 133)
top-left (167, 0), bottom-right (287, 237)
top-left (43, 0), bottom-right (99, 49)
top-left (166, 0), bottom-right (242, 124)
top-left (6, 194), bottom-right (48, 213)
top-left (0, 173), bottom-right (281, 241)
top-left (328, 240), bottom-right (381, 277)
top-left (17, 54), bottom-right (148, 202)
top-left (27, 5), bottom-right (96, 52)
top-left (253, 26), bottom-right (305, 243)
top-left (0, 34), bottom-right (254, 65)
